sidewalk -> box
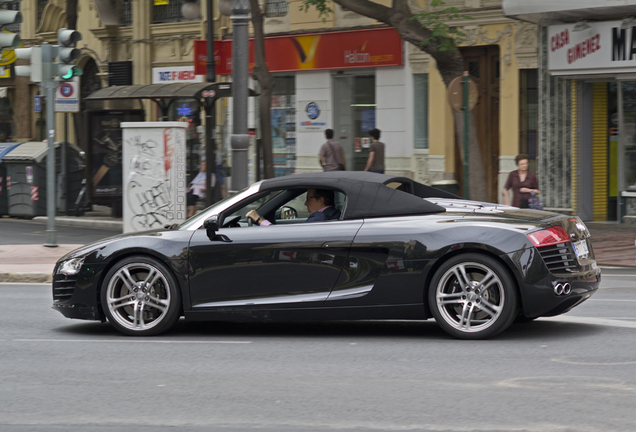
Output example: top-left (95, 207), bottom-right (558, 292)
top-left (0, 215), bottom-right (634, 283)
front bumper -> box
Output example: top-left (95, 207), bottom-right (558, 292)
top-left (51, 262), bottom-right (107, 321)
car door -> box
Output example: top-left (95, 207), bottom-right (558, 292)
top-left (188, 219), bottom-right (363, 309)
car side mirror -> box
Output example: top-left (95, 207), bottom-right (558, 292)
top-left (204, 216), bottom-right (219, 232)
top-left (204, 216), bottom-right (232, 243)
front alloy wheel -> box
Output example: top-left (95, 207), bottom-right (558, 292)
top-left (101, 256), bottom-right (181, 336)
top-left (429, 254), bottom-right (518, 339)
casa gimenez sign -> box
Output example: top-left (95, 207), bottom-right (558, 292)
top-left (548, 20), bottom-right (636, 75)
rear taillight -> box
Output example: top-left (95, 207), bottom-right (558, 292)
top-left (527, 226), bottom-right (570, 247)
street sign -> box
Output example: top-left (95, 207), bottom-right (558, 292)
top-left (34, 96), bottom-right (41, 112)
top-left (55, 79), bottom-right (80, 112)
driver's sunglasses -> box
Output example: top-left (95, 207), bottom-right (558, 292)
top-left (306, 195), bottom-right (317, 200)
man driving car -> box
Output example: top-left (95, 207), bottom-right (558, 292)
top-left (246, 189), bottom-right (340, 226)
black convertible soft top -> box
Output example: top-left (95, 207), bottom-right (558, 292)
top-left (259, 172), bottom-right (457, 220)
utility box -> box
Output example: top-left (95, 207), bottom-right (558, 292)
top-left (0, 143), bottom-right (25, 216)
top-left (2, 142), bottom-right (84, 218)
top-left (121, 122), bottom-right (187, 233)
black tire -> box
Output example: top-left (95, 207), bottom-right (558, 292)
top-left (101, 256), bottom-right (181, 336)
top-left (428, 253), bottom-right (518, 340)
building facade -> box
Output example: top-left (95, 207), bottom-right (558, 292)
top-left (5, 0), bottom-right (538, 208)
top-left (505, 0), bottom-right (636, 223)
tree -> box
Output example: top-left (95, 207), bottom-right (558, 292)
top-left (301, 0), bottom-right (487, 201)
top-left (249, 0), bottom-right (275, 179)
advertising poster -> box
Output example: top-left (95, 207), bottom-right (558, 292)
top-left (90, 111), bottom-right (143, 200)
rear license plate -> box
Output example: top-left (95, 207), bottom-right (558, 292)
top-left (573, 239), bottom-right (589, 261)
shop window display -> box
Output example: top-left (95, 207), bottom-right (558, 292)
top-left (271, 77), bottom-right (296, 177)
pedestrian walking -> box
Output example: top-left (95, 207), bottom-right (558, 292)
top-left (364, 128), bottom-right (385, 174)
top-left (319, 129), bottom-right (346, 171)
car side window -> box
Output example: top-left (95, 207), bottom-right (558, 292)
top-left (221, 189), bottom-right (347, 228)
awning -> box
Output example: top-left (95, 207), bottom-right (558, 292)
top-left (85, 82), bottom-right (258, 113)
top-left (503, 0), bottom-right (636, 24)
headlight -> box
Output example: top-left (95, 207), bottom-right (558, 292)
top-left (58, 257), bottom-right (85, 276)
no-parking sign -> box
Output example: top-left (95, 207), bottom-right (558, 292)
top-left (55, 79), bottom-right (80, 113)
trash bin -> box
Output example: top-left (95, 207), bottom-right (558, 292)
top-left (0, 143), bottom-right (25, 216)
top-left (2, 141), bottom-right (85, 218)
top-left (431, 179), bottom-right (460, 197)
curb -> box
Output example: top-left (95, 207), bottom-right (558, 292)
top-left (0, 272), bottom-right (51, 283)
top-left (32, 216), bottom-right (123, 230)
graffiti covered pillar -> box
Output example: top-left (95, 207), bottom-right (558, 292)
top-left (121, 122), bottom-right (188, 233)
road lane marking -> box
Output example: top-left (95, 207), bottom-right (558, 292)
top-left (590, 299), bottom-right (636, 302)
top-left (552, 358), bottom-right (636, 366)
top-left (541, 315), bottom-right (636, 328)
top-left (12, 339), bottom-right (252, 344)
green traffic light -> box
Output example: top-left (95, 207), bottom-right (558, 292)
top-left (62, 66), bottom-right (83, 80)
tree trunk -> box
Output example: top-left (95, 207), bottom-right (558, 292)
top-left (330, 0), bottom-right (485, 200)
top-left (249, 0), bottom-right (275, 179)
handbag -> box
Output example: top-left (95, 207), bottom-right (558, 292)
top-left (528, 191), bottom-right (543, 210)
top-left (327, 140), bottom-right (345, 171)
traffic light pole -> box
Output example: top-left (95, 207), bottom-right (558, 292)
top-left (41, 44), bottom-right (58, 247)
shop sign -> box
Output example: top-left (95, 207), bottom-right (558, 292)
top-left (548, 20), bottom-right (636, 75)
top-left (298, 100), bottom-right (328, 132)
top-left (0, 65), bottom-right (10, 78)
top-left (152, 66), bottom-right (203, 84)
top-left (195, 27), bottom-right (403, 75)
top-left (193, 40), bottom-right (221, 76)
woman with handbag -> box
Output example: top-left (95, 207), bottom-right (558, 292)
top-left (503, 154), bottom-right (540, 209)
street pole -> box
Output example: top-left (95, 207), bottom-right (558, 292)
top-left (463, 71), bottom-right (469, 200)
top-left (41, 43), bottom-right (57, 247)
top-left (230, 0), bottom-right (250, 191)
top-left (205, 0), bottom-right (220, 205)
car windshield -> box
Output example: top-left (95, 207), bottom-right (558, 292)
top-left (178, 184), bottom-right (260, 230)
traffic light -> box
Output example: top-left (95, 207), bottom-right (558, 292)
top-left (15, 46), bottom-right (42, 82)
top-left (0, 1), bottom-right (22, 49)
top-left (56, 28), bottom-right (82, 80)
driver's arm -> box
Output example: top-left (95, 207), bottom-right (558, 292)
top-left (246, 210), bottom-right (271, 226)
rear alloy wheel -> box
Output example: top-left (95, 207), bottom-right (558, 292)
top-left (101, 256), bottom-right (181, 336)
top-left (429, 254), bottom-right (518, 339)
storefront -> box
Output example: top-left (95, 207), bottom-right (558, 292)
top-left (209, 27), bottom-right (405, 178)
top-left (504, 0), bottom-right (636, 222)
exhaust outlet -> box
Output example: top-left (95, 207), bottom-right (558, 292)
top-left (563, 283), bottom-right (572, 295)
top-left (554, 284), bottom-right (564, 295)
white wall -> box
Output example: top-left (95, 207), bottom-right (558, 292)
top-left (295, 70), bottom-right (332, 170)
top-left (376, 66), bottom-right (408, 156)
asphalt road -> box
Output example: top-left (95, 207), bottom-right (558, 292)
top-left (0, 218), bottom-right (121, 245)
top-left (1, 267), bottom-right (635, 432)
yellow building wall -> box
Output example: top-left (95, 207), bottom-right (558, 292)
top-left (427, 22), bottom-right (524, 177)
top-left (428, 65), bottom-right (455, 172)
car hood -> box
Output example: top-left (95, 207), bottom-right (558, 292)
top-left (57, 228), bottom-right (167, 262)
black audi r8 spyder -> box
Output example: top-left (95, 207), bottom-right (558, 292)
top-left (53, 172), bottom-right (600, 339)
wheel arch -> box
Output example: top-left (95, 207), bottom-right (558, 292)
top-left (422, 245), bottom-right (522, 317)
top-left (95, 249), bottom-right (187, 317)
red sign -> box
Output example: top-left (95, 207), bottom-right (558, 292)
top-left (194, 28), bottom-right (403, 76)
top-left (31, 186), bottom-right (39, 201)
